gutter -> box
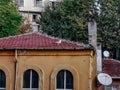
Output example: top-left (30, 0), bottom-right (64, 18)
top-left (0, 46), bottom-right (94, 51)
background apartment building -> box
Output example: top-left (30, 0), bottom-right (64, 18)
top-left (15, 0), bottom-right (61, 32)
top-left (16, 0), bottom-right (60, 23)
top-left (16, 0), bottom-right (44, 23)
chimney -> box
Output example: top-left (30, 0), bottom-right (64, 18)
top-left (96, 43), bottom-right (102, 72)
top-left (88, 21), bottom-right (97, 48)
top-left (88, 21), bottom-right (102, 73)
top-left (31, 22), bottom-right (39, 32)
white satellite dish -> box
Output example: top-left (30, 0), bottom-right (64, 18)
top-left (97, 73), bottom-right (112, 86)
top-left (103, 50), bottom-right (110, 58)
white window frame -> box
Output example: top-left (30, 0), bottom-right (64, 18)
top-left (56, 70), bottom-right (73, 90)
top-left (0, 88), bottom-right (6, 90)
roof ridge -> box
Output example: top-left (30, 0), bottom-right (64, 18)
top-left (0, 32), bottom-right (85, 46)
top-left (0, 32), bottom-right (89, 49)
top-left (38, 33), bottom-right (85, 46)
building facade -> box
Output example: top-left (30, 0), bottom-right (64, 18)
top-left (0, 33), bottom-right (97, 90)
top-left (15, 0), bottom-right (61, 23)
top-left (16, 0), bottom-right (44, 22)
top-left (98, 59), bottom-right (120, 90)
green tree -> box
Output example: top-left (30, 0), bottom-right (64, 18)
top-left (40, 0), bottom-right (120, 56)
top-left (41, 0), bottom-right (92, 43)
top-left (0, 0), bottom-right (22, 37)
top-left (97, 0), bottom-right (120, 59)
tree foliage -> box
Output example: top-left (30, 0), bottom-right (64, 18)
top-left (19, 17), bottom-right (32, 34)
top-left (0, 0), bottom-right (22, 37)
top-left (41, 0), bottom-right (92, 43)
top-left (97, 0), bottom-right (120, 49)
top-left (40, 0), bottom-right (120, 50)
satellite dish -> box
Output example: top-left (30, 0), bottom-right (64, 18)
top-left (103, 50), bottom-right (110, 58)
top-left (97, 73), bottom-right (112, 86)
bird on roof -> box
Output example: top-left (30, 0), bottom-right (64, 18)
top-left (55, 40), bottom-right (62, 44)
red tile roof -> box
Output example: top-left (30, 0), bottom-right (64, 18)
top-left (102, 59), bottom-right (120, 77)
top-left (0, 33), bottom-right (90, 50)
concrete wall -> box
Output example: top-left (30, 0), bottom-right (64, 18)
top-left (0, 49), bottom-right (97, 90)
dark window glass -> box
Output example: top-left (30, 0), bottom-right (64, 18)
top-left (57, 70), bottom-right (64, 89)
top-left (66, 71), bottom-right (73, 89)
top-left (32, 70), bottom-right (39, 88)
top-left (23, 70), bottom-right (30, 88)
top-left (0, 70), bottom-right (6, 88)
top-left (33, 15), bottom-right (37, 22)
top-left (33, 15), bottom-right (37, 20)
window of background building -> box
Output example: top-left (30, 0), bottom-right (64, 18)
top-left (105, 85), bottom-right (119, 90)
top-left (56, 70), bottom-right (73, 90)
top-left (34, 0), bottom-right (42, 7)
top-left (23, 69), bottom-right (39, 90)
top-left (0, 70), bottom-right (6, 90)
top-left (33, 15), bottom-right (37, 22)
top-left (17, 0), bottom-right (24, 7)
top-left (49, 1), bottom-right (60, 9)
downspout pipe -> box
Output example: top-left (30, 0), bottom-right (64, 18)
top-left (14, 49), bottom-right (18, 90)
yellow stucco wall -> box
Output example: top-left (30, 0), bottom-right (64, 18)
top-left (0, 49), bottom-right (97, 90)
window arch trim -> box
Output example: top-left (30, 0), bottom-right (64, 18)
top-left (56, 70), bottom-right (73, 90)
top-left (50, 64), bottom-right (79, 90)
top-left (18, 65), bottom-right (43, 90)
top-left (0, 65), bottom-right (11, 90)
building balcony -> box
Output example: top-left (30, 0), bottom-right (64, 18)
top-left (19, 6), bottom-right (45, 13)
top-left (17, 0), bottom-right (45, 13)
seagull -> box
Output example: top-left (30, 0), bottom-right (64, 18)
top-left (55, 40), bottom-right (62, 44)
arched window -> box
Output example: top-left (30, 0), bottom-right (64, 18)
top-left (56, 70), bottom-right (73, 90)
top-left (0, 70), bottom-right (6, 90)
top-left (23, 69), bottom-right (39, 90)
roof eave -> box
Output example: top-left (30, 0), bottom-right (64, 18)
top-left (112, 77), bottom-right (120, 79)
top-left (0, 47), bottom-right (94, 50)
